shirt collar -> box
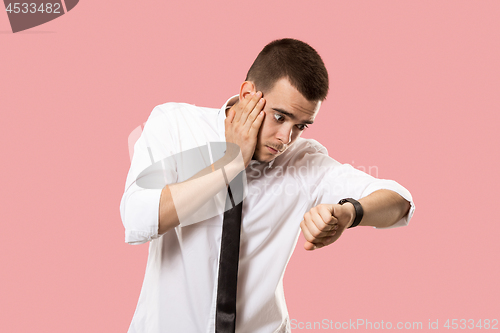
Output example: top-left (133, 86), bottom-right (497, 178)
top-left (217, 94), bottom-right (239, 140)
top-left (217, 94), bottom-right (275, 169)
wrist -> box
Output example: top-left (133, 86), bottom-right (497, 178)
top-left (215, 151), bottom-right (245, 180)
top-left (344, 203), bottom-right (356, 228)
top-left (338, 198), bottom-right (364, 228)
top-left (217, 143), bottom-right (241, 168)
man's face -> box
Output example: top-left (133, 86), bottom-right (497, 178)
top-left (252, 78), bottom-right (321, 163)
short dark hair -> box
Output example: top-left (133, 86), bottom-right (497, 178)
top-left (245, 38), bottom-right (329, 101)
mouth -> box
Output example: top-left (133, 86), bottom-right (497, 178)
top-left (266, 146), bottom-right (280, 154)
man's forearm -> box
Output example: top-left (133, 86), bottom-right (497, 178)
top-left (356, 189), bottom-right (411, 228)
top-left (158, 152), bottom-right (245, 235)
top-left (300, 189), bottom-right (411, 250)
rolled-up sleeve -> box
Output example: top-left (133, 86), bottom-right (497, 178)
top-left (120, 106), bottom-right (178, 244)
top-left (306, 140), bottom-right (415, 228)
top-left (121, 187), bottom-right (163, 244)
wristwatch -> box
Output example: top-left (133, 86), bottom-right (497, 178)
top-left (338, 198), bottom-right (364, 228)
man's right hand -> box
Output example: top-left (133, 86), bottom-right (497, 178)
top-left (225, 91), bottom-right (266, 168)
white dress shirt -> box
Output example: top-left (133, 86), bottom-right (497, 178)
top-left (120, 95), bottom-right (415, 333)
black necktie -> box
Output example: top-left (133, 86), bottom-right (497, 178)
top-left (215, 171), bottom-right (244, 333)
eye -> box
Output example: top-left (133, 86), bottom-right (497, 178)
top-left (274, 113), bottom-right (285, 123)
top-left (296, 124), bottom-right (308, 131)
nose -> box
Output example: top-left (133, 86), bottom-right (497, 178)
top-left (276, 124), bottom-right (293, 145)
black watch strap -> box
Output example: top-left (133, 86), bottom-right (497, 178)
top-left (338, 198), bottom-right (364, 228)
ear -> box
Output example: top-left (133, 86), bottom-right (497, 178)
top-left (239, 81), bottom-right (257, 102)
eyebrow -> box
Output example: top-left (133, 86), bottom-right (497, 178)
top-left (271, 108), bottom-right (314, 125)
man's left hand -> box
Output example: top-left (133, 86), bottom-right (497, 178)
top-left (300, 203), bottom-right (355, 251)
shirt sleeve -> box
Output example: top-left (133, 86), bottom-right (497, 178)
top-left (306, 140), bottom-right (415, 229)
top-left (119, 105), bottom-right (178, 244)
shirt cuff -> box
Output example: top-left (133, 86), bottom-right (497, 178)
top-left (121, 188), bottom-right (163, 244)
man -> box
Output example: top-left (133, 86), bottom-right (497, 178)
top-left (120, 38), bottom-right (414, 333)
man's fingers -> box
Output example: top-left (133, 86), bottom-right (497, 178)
top-left (313, 209), bottom-right (337, 232)
top-left (234, 92), bottom-right (262, 123)
top-left (241, 93), bottom-right (264, 127)
top-left (300, 204), bottom-right (349, 251)
top-left (233, 92), bottom-right (252, 123)
top-left (322, 229), bottom-right (344, 247)
top-left (300, 220), bottom-right (313, 241)
top-left (243, 97), bottom-right (265, 130)
top-left (301, 220), bottom-right (321, 245)
top-left (318, 206), bottom-right (338, 229)
top-left (225, 108), bottom-right (235, 125)
top-left (303, 239), bottom-right (330, 251)
top-left (248, 108), bottom-right (265, 137)
top-left (305, 242), bottom-right (314, 251)
top-left (304, 240), bottom-right (315, 251)
top-left (301, 219), bottom-right (337, 245)
top-left (304, 210), bottom-right (337, 238)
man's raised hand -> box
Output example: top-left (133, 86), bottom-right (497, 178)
top-left (225, 91), bottom-right (266, 168)
top-left (300, 203), bottom-right (355, 251)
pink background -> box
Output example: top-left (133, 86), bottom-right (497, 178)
top-left (1, 1), bottom-right (499, 331)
